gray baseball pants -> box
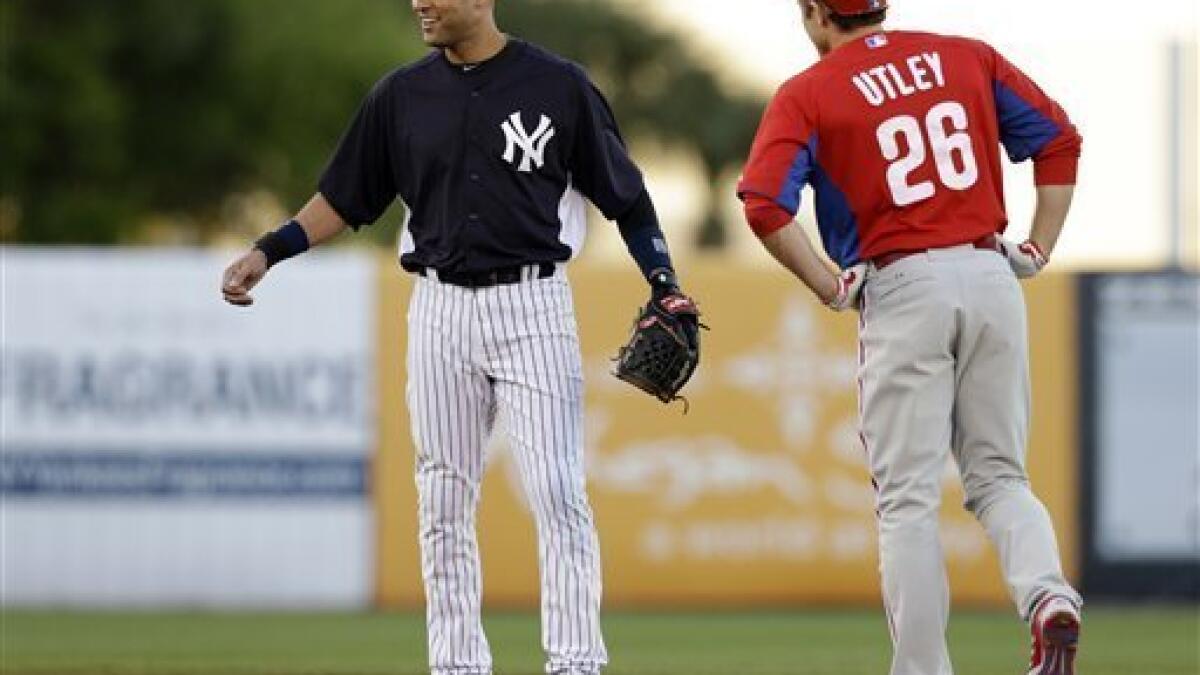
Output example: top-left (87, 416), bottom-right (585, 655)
top-left (857, 244), bottom-right (1082, 675)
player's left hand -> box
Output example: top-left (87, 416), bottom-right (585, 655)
top-left (221, 249), bottom-right (269, 307)
top-left (999, 237), bottom-right (1048, 279)
top-left (612, 273), bottom-right (705, 406)
top-left (653, 281), bottom-right (700, 350)
top-left (825, 263), bottom-right (867, 312)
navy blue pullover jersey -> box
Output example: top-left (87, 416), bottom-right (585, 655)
top-left (318, 38), bottom-right (645, 275)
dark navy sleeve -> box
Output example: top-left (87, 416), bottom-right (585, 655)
top-left (569, 68), bottom-right (645, 220)
top-left (318, 78), bottom-right (400, 229)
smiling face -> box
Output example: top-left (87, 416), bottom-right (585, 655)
top-left (411, 0), bottom-right (490, 49)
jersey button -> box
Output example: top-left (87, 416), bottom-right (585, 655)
top-left (468, 213), bottom-right (480, 222)
top-left (469, 173), bottom-right (480, 182)
top-left (470, 90), bottom-right (481, 98)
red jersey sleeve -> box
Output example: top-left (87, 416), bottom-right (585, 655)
top-left (737, 80), bottom-right (818, 237)
top-left (979, 42), bottom-right (1082, 185)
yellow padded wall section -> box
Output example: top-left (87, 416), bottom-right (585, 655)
top-left (374, 260), bottom-right (1077, 608)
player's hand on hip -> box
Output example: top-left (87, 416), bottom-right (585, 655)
top-left (221, 249), bottom-right (269, 307)
top-left (825, 263), bottom-right (867, 312)
top-left (999, 237), bottom-right (1049, 279)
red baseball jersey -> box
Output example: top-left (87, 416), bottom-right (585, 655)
top-left (738, 30), bottom-right (1081, 267)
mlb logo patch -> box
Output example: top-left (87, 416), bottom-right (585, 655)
top-left (865, 34), bottom-right (888, 49)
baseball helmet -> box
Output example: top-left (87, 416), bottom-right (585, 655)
top-left (822, 0), bottom-right (888, 15)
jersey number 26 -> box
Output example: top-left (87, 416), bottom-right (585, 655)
top-left (876, 100), bottom-right (979, 207)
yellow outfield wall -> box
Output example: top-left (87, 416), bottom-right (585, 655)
top-left (374, 259), bottom-right (1078, 608)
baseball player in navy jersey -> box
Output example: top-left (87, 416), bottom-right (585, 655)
top-left (221, 1), bottom-right (699, 673)
top-left (739, 1), bottom-right (1082, 674)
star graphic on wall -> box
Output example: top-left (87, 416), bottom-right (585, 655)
top-left (722, 295), bottom-right (857, 450)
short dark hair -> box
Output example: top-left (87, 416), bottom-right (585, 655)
top-left (802, 1), bottom-right (888, 30)
top-left (828, 7), bottom-right (887, 31)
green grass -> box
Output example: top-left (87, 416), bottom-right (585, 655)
top-left (2, 608), bottom-right (1196, 674)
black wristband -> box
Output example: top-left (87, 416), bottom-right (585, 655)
top-left (649, 267), bottom-right (680, 299)
top-left (254, 219), bottom-right (310, 267)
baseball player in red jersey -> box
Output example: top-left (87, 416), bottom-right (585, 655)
top-left (738, 2), bottom-right (1083, 674)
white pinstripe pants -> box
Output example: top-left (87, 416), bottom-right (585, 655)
top-left (406, 270), bottom-right (606, 675)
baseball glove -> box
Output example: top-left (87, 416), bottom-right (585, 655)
top-left (613, 292), bottom-right (703, 407)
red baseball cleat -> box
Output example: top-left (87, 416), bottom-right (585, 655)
top-left (1026, 595), bottom-right (1081, 675)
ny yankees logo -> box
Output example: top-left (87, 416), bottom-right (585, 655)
top-left (501, 111), bottom-right (555, 173)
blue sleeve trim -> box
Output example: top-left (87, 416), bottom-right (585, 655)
top-left (775, 133), bottom-right (818, 214)
top-left (994, 81), bottom-right (1062, 162)
top-left (771, 133), bottom-right (862, 268)
top-left (811, 162), bottom-right (863, 268)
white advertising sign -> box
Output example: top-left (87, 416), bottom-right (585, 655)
top-left (1, 248), bottom-right (376, 607)
top-left (1094, 273), bottom-right (1200, 562)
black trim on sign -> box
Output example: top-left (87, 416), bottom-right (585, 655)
top-left (1077, 271), bottom-right (1200, 601)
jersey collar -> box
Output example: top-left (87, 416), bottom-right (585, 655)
top-left (440, 36), bottom-right (523, 77)
top-left (825, 30), bottom-right (890, 61)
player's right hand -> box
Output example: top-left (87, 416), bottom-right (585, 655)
top-left (221, 249), bottom-right (269, 307)
top-left (825, 263), bottom-right (867, 312)
top-left (998, 237), bottom-right (1048, 279)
